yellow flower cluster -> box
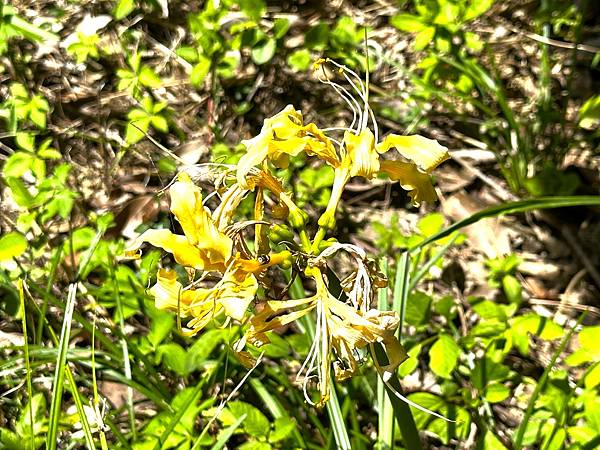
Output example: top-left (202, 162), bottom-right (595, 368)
top-left (128, 58), bottom-right (449, 407)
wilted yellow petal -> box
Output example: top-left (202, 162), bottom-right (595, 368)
top-left (149, 268), bottom-right (207, 316)
top-left (376, 134), bottom-right (449, 172)
top-left (169, 174), bottom-right (233, 266)
top-left (379, 160), bottom-right (438, 205)
top-left (344, 128), bottom-right (379, 178)
top-left (127, 229), bottom-right (212, 270)
top-left (214, 268), bottom-right (258, 321)
top-left (237, 105), bottom-right (336, 187)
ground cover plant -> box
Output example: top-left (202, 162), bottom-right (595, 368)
top-left (1, 1), bottom-right (599, 449)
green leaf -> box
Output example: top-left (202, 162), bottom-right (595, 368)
top-left (305, 23), bottom-right (329, 50)
top-left (0, 232), bottom-right (28, 261)
top-left (464, 0), bottom-right (494, 21)
top-left (484, 382), bottom-right (510, 403)
top-left (417, 213), bottom-right (445, 237)
top-left (237, 0), bottom-right (266, 21)
top-left (138, 66), bottom-right (162, 88)
top-left (412, 197), bottom-right (600, 252)
top-left (227, 401), bottom-right (270, 438)
top-left (150, 115), bottom-right (169, 133)
top-left (404, 291), bottom-right (431, 326)
top-left (269, 416), bottom-right (295, 443)
top-left (29, 107), bottom-right (47, 129)
top-left (287, 49), bottom-right (312, 72)
top-left (5, 177), bottom-right (34, 207)
top-left (398, 343), bottom-right (422, 377)
top-left (114, 0), bottom-right (135, 20)
top-left (414, 26), bottom-right (435, 51)
top-left (579, 94), bottom-right (600, 129)
top-left (483, 430), bottom-right (508, 450)
top-left (566, 326), bottom-right (600, 366)
top-left (251, 38), bottom-right (276, 65)
top-left (15, 132), bottom-right (35, 152)
top-left (238, 442), bottom-right (271, 450)
top-left (390, 14), bottom-right (426, 32)
top-left (191, 57), bottom-right (212, 87)
top-left (125, 117), bottom-right (150, 144)
top-left (509, 313), bottom-right (563, 356)
top-left (584, 363), bottom-right (600, 389)
top-left (3, 152), bottom-right (33, 177)
top-left (272, 18), bottom-right (290, 39)
top-left (429, 334), bottom-right (460, 378)
top-left (502, 274), bottom-right (522, 304)
top-left (471, 358), bottom-right (510, 390)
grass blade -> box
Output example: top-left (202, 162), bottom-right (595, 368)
top-left (377, 259), bottom-right (394, 450)
top-left (513, 313), bottom-right (586, 449)
top-left (209, 414), bottom-right (247, 450)
top-left (46, 282), bottom-right (78, 450)
top-left (18, 280), bottom-right (35, 450)
top-left (371, 343), bottom-right (423, 450)
top-left (411, 196), bottom-right (600, 252)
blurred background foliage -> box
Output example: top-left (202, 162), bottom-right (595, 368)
top-left (1, 0), bottom-right (599, 449)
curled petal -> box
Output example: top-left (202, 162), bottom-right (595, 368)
top-left (379, 160), bottom-right (438, 206)
top-left (215, 268), bottom-right (259, 321)
top-left (126, 229), bottom-right (217, 270)
top-left (376, 134), bottom-right (449, 173)
top-left (343, 128), bottom-right (379, 178)
top-left (170, 173), bottom-right (233, 266)
top-left (236, 105), bottom-right (337, 188)
top-left (150, 268), bottom-right (190, 314)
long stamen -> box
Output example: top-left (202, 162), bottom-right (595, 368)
top-left (317, 72), bottom-right (361, 132)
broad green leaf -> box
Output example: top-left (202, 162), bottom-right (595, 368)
top-left (584, 363), bottom-right (600, 389)
top-left (566, 326), bottom-right (600, 366)
top-left (287, 49), bottom-right (311, 72)
top-left (390, 14), bottom-right (426, 32)
top-left (483, 431), bottom-right (508, 450)
top-left (471, 358), bottom-right (509, 390)
top-left (251, 38), bottom-right (276, 65)
top-left (0, 232), bottom-right (27, 261)
top-left (139, 66), bottom-right (162, 88)
top-left (125, 117), bottom-right (150, 144)
top-left (464, 0), bottom-right (494, 21)
top-left (414, 26), bottom-right (435, 51)
top-left (237, 0), bottom-right (266, 21)
top-left (509, 313), bottom-right (563, 355)
top-left (227, 401), bottom-right (270, 438)
top-left (269, 416), bottom-right (295, 443)
top-left (484, 382), bottom-right (510, 403)
top-left (5, 177), bottom-right (34, 207)
top-left (150, 115), bottom-right (169, 133)
top-left (417, 212), bottom-right (444, 237)
top-left (114, 0), bottom-right (135, 20)
top-left (405, 291), bottom-right (431, 326)
top-left (502, 274), bottom-right (522, 304)
top-left (191, 57), bottom-right (212, 87)
top-left (429, 334), bottom-right (460, 378)
top-left (238, 442), bottom-right (271, 450)
top-left (272, 18), bottom-right (290, 39)
top-left (398, 343), bottom-right (422, 377)
top-left (3, 152), bottom-right (33, 177)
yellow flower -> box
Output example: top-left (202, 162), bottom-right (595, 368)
top-left (127, 171), bottom-right (292, 334)
top-left (246, 265), bottom-right (406, 407)
top-left (315, 59), bottom-right (450, 207)
top-left (236, 105), bottom-right (339, 188)
top-left (149, 263), bottom-right (259, 335)
top-left (127, 172), bottom-right (233, 272)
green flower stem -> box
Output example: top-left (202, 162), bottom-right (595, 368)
top-left (310, 227), bottom-right (328, 254)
